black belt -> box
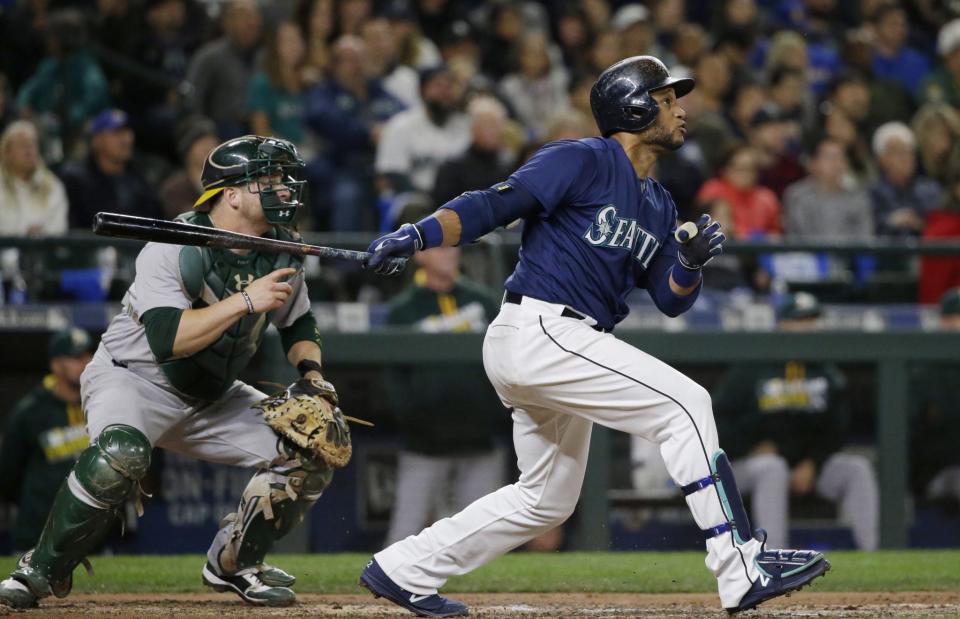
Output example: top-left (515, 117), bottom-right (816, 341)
top-left (503, 291), bottom-right (609, 332)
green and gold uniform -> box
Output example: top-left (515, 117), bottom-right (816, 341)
top-left (0, 377), bottom-right (89, 551)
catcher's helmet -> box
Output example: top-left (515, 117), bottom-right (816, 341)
top-left (194, 135), bottom-right (306, 225)
top-left (590, 56), bottom-right (695, 136)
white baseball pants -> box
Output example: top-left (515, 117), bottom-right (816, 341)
top-left (375, 296), bottom-right (761, 608)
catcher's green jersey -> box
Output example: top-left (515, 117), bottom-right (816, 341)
top-left (100, 213), bottom-right (311, 401)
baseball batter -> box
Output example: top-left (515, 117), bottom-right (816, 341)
top-left (359, 56), bottom-right (831, 617)
top-left (0, 136), bottom-right (349, 609)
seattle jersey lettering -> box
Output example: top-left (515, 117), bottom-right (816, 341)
top-left (583, 204), bottom-right (661, 268)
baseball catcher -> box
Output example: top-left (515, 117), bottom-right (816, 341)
top-left (0, 135), bottom-right (355, 609)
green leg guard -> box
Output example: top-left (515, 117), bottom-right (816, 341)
top-left (10, 425), bottom-right (151, 600)
top-left (207, 457), bottom-right (333, 576)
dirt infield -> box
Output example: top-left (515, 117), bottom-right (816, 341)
top-left (3, 591), bottom-right (958, 618)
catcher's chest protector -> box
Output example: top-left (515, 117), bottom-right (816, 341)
top-left (161, 212), bottom-right (302, 400)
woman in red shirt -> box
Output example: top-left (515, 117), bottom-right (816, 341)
top-left (697, 143), bottom-right (783, 239)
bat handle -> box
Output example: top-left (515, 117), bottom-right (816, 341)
top-left (381, 256), bottom-right (409, 275)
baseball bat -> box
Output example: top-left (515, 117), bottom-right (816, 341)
top-left (92, 212), bottom-right (408, 274)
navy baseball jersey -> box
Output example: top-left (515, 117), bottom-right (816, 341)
top-left (504, 137), bottom-right (680, 330)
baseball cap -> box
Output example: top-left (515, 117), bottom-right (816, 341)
top-left (938, 19), bottom-right (960, 57)
top-left (48, 327), bottom-right (93, 359)
top-left (611, 3), bottom-right (650, 30)
top-left (939, 288), bottom-right (960, 316)
top-left (750, 104), bottom-right (786, 128)
top-left (777, 292), bottom-right (822, 321)
top-left (90, 109), bottom-right (129, 134)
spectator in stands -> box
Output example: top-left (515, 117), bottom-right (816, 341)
top-left (15, 9), bottom-right (110, 162)
top-left (869, 121), bottom-right (942, 239)
top-left (911, 103), bottom-right (960, 186)
top-left (586, 29), bottom-right (622, 78)
top-left (921, 18), bottom-right (960, 106)
top-left (159, 119), bottom-right (219, 219)
top-left (0, 328), bottom-right (94, 551)
top-left (671, 22), bottom-right (707, 74)
top-left (918, 151), bottom-right (960, 304)
top-left (870, 2), bottom-right (931, 98)
top-left (611, 4), bottom-right (660, 59)
top-left (748, 105), bottom-right (805, 198)
top-left (437, 20), bottom-right (485, 97)
top-left (386, 3), bottom-right (441, 71)
top-left (304, 35), bottom-right (405, 231)
top-left (499, 32), bottom-right (572, 144)
top-left (783, 137), bottom-right (873, 241)
top-left (382, 204), bottom-right (505, 545)
top-left (431, 96), bottom-right (513, 207)
top-left (712, 292), bottom-right (879, 550)
top-left (185, 0), bottom-right (263, 138)
top-left (296, 0), bottom-right (334, 85)
top-left (336, 0), bottom-right (372, 37)
top-left (550, 3), bottom-right (594, 82)
top-left (840, 27), bottom-right (915, 132)
top-left (248, 21), bottom-right (307, 145)
top-left (698, 142), bottom-right (782, 239)
top-left (480, 1), bottom-right (526, 81)
top-left (810, 72), bottom-right (875, 176)
top-left (376, 65), bottom-right (470, 222)
top-left (114, 0), bottom-right (210, 160)
top-left (62, 109), bottom-right (162, 230)
top-left (768, 67), bottom-right (811, 128)
top-left (909, 287), bottom-right (960, 508)
top-left (363, 15), bottom-right (420, 109)
top-left (689, 52), bottom-right (737, 174)
top-left (728, 79), bottom-right (767, 140)
top-left (0, 121), bottom-right (68, 237)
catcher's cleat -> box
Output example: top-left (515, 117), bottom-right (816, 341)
top-left (202, 562), bottom-right (296, 607)
top-left (257, 563), bottom-right (296, 588)
top-left (0, 578), bottom-right (39, 609)
top-left (359, 558), bottom-right (468, 618)
top-left (726, 531), bottom-right (831, 614)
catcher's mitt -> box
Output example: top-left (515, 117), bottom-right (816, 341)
top-left (255, 378), bottom-right (352, 468)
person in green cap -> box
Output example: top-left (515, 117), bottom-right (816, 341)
top-left (0, 327), bottom-right (93, 551)
top-left (710, 292), bottom-right (879, 550)
top-left (909, 287), bottom-right (960, 507)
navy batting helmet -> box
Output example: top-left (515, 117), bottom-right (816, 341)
top-left (590, 56), bottom-right (695, 136)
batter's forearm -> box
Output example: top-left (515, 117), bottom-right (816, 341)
top-left (171, 295), bottom-right (248, 357)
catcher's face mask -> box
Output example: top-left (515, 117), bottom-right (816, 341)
top-left (195, 135), bottom-right (308, 226)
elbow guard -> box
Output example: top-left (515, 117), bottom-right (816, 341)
top-left (441, 182), bottom-right (539, 244)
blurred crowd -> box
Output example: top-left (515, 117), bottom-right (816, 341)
top-left (1, 0), bottom-right (960, 301)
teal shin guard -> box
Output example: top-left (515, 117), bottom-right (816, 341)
top-left (681, 449), bottom-right (754, 544)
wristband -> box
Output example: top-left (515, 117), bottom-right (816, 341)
top-left (297, 358), bottom-right (323, 377)
top-left (239, 290), bottom-right (255, 314)
top-left (672, 263), bottom-right (702, 288)
top-left (415, 216), bottom-right (444, 249)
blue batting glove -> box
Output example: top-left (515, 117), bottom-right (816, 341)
top-left (364, 223), bottom-right (423, 274)
top-left (677, 214), bottom-right (725, 270)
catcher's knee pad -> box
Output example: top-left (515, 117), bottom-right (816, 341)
top-left (681, 449), bottom-right (753, 545)
top-left (74, 424), bottom-right (151, 506)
